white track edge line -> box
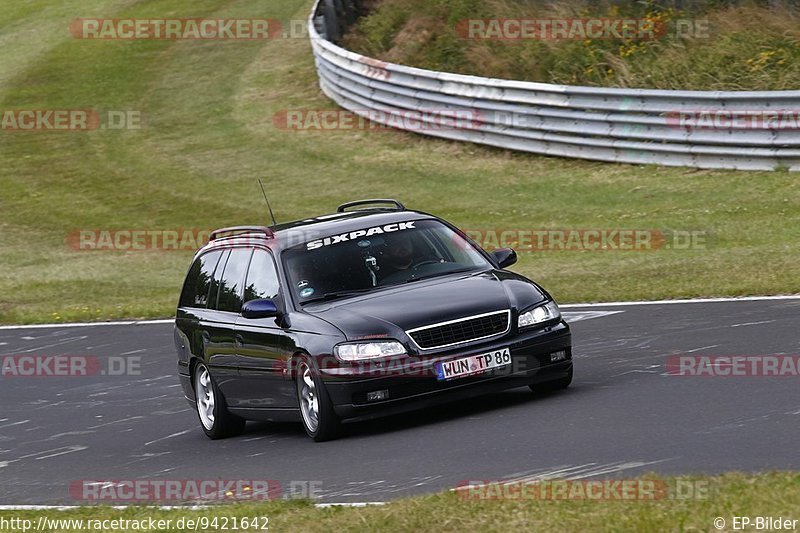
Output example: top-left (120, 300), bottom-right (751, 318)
top-left (0, 503), bottom-right (385, 510)
top-left (560, 294), bottom-right (800, 308)
top-left (0, 295), bottom-right (798, 330)
top-left (0, 319), bottom-right (174, 330)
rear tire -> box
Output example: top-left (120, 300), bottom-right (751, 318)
top-left (296, 356), bottom-right (341, 442)
top-left (194, 363), bottom-right (246, 439)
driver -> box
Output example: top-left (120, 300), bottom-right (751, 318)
top-left (383, 233), bottom-right (415, 272)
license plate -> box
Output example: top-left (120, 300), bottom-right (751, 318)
top-left (435, 348), bottom-right (511, 381)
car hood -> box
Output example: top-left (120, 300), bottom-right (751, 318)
top-left (305, 269), bottom-right (548, 344)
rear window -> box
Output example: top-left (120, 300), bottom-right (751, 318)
top-left (179, 250), bottom-right (223, 308)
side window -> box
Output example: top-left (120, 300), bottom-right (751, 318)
top-left (179, 250), bottom-right (223, 308)
top-left (216, 248), bottom-right (253, 313)
top-left (207, 249), bottom-right (230, 310)
top-left (244, 250), bottom-right (280, 302)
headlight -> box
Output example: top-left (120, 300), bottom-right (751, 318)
top-left (334, 341), bottom-right (406, 362)
top-left (518, 301), bottom-right (560, 329)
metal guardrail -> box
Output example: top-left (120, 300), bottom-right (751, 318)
top-left (309, 0), bottom-right (800, 170)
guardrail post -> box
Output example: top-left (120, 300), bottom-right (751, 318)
top-left (322, 0), bottom-right (341, 42)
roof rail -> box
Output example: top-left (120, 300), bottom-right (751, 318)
top-left (337, 199), bottom-right (406, 213)
top-left (209, 226), bottom-right (274, 241)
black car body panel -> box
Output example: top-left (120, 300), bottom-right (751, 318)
top-left (305, 269), bottom-right (548, 339)
top-left (175, 202), bottom-right (573, 434)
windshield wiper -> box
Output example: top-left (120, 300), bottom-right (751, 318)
top-left (300, 287), bottom-right (375, 305)
top-left (300, 269), bottom-right (483, 304)
top-left (404, 267), bottom-right (477, 283)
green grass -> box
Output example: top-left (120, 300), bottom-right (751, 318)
top-left (1, 473), bottom-right (799, 532)
top-left (0, 0), bottom-right (799, 324)
top-left (343, 0), bottom-right (800, 90)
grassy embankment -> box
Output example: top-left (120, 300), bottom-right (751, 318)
top-left (0, 0), bottom-right (798, 324)
top-left (1, 473), bottom-right (799, 532)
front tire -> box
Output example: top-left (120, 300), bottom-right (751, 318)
top-left (296, 357), bottom-right (341, 442)
top-left (194, 363), bottom-right (246, 439)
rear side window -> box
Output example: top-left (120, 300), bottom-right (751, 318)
top-left (179, 250), bottom-right (223, 308)
top-left (244, 250), bottom-right (280, 302)
top-left (207, 250), bottom-right (230, 310)
top-left (215, 249), bottom-right (253, 313)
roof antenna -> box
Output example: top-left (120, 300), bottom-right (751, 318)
top-left (258, 178), bottom-right (277, 228)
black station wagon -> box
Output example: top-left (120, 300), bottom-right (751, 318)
top-left (174, 200), bottom-right (573, 441)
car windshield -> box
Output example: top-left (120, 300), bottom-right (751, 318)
top-left (282, 219), bottom-right (492, 304)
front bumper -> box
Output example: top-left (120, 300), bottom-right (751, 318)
top-left (321, 321), bottom-right (572, 421)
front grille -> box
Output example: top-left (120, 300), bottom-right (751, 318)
top-left (407, 310), bottom-right (510, 350)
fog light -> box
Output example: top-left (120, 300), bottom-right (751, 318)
top-left (550, 350), bottom-right (566, 362)
top-left (366, 390), bottom-right (388, 402)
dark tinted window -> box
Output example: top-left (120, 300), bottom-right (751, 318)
top-left (282, 220), bottom-right (491, 303)
top-left (244, 250), bottom-right (280, 302)
top-left (179, 250), bottom-right (223, 308)
top-left (216, 248), bottom-right (253, 313)
top-left (207, 249), bottom-right (229, 310)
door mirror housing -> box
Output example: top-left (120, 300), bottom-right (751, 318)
top-left (241, 298), bottom-right (280, 319)
top-left (491, 248), bottom-right (518, 269)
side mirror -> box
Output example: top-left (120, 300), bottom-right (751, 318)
top-left (491, 248), bottom-right (517, 269)
top-left (241, 298), bottom-right (280, 319)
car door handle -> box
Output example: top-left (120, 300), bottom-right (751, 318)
top-left (201, 331), bottom-right (211, 345)
top-left (235, 334), bottom-right (244, 347)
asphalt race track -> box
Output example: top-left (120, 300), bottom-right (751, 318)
top-left (1, 298), bottom-right (799, 504)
